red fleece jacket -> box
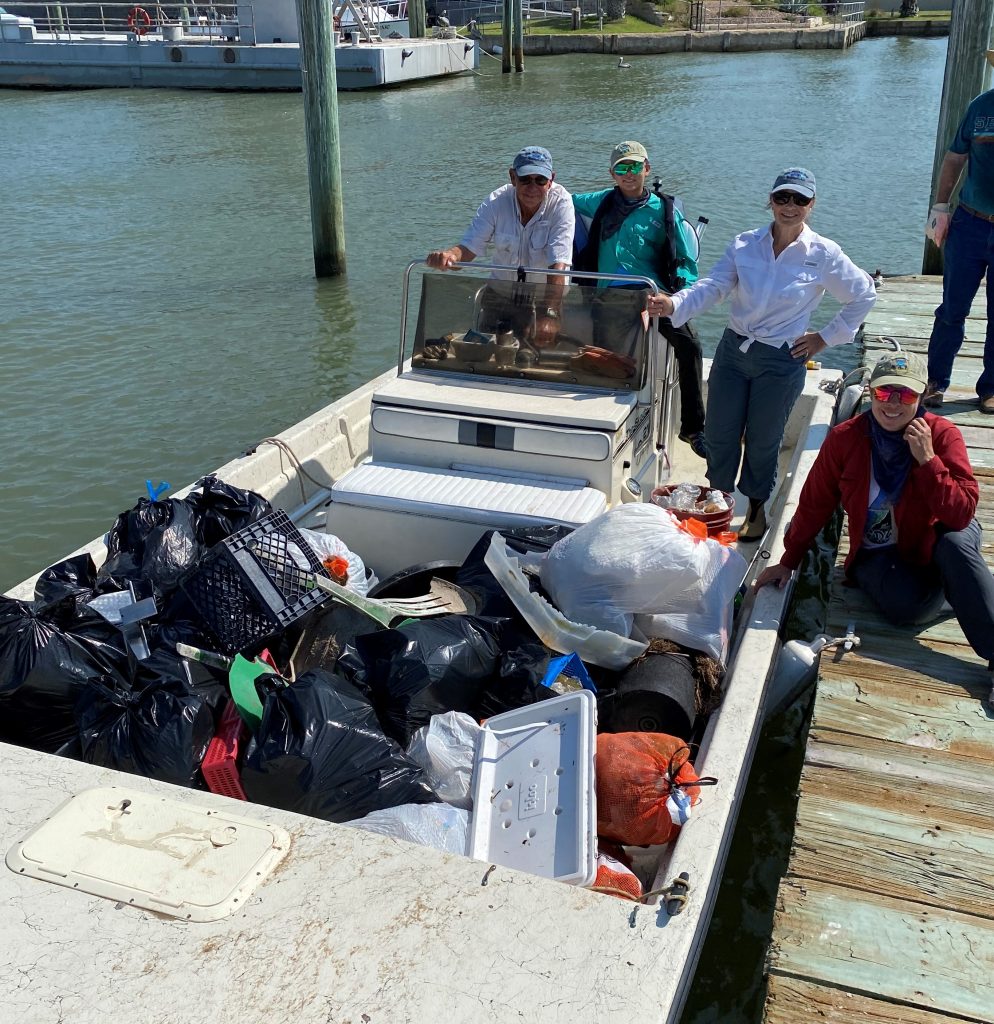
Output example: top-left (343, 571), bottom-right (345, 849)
top-left (781, 411), bottom-right (979, 574)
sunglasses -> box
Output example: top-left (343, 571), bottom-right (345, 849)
top-left (771, 191), bottom-right (813, 207)
top-left (613, 161), bottom-right (645, 176)
top-left (871, 384), bottom-right (920, 406)
top-left (516, 174), bottom-right (549, 187)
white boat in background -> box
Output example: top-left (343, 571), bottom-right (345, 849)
top-left (0, 260), bottom-right (838, 1023)
top-left (0, 0), bottom-right (477, 89)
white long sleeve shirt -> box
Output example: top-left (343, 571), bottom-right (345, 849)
top-left (668, 223), bottom-right (876, 351)
top-left (460, 182), bottom-right (575, 282)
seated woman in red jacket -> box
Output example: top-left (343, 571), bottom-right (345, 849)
top-left (756, 351), bottom-right (994, 703)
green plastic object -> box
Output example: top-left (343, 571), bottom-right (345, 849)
top-left (228, 654), bottom-right (277, 731)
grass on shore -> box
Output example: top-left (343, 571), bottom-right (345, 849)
top-left (476, 15), bottom-right (673, 36)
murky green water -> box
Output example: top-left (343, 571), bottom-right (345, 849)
top-left (0, 34), bottom-right (948, 1022)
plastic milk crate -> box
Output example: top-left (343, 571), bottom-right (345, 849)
top-left (201, 699), bottom-right (248, 800)
top-left (180, 509), bottom-right (331, 654)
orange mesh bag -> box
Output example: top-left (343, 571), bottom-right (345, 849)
top-left (595, 732), bottom-right (704, 847)
top-left (589, 841), bottom-right (643, 902)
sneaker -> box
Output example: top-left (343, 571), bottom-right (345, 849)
top-left (736, 499), bottom-right (767, 542)
top-left (922, 383), bottom-right (944, 409)
top-left (980, 395), bottom-right (994, 415)
top-left (679, 431), bottom-right (707, 459)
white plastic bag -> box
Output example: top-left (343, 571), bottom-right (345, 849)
top-left (634, 539), bottom-right (745, 663)
top-left (298, 527), bottom-right (373, 596)
top-left (346, 803), bottom-right (470, 856)
top-left (405, 711), bottom-right (482, 810)
top-left (540, 504), bottom-right (728, 636)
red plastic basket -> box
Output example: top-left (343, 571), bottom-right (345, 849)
top-left (202, 699), bottom-right (248, 800)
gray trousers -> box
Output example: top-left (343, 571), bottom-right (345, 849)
top-left (850, 519), bottom-right (994, 667)
top-left (703, 328), bottom-right (806, 502)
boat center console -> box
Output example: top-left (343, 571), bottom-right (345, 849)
top-left (325, 263), bottom-right (678, 577)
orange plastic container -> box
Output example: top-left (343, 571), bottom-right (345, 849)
top-left (201, 699), bottom-right (248, 800)
top-left (651, 484), bottom-right (735, 537)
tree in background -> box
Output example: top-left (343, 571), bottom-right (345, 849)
top-left (604, 0), bottom-right (627, 20)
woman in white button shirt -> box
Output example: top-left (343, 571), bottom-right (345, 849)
top-left (652, 168), bottom-right (876, 541)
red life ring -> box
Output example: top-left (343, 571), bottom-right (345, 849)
top-left (127, 6), bottom-right (152, 35)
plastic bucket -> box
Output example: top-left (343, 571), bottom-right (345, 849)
top-left (651, 484), bottom-right (735, 537)
top-left (600, 651), bottom-right (697, 741)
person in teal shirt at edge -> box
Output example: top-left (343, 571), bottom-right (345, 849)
top-left (573, 140), bottom-right (706, 458)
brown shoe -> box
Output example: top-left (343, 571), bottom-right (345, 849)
top-left (980, 395), bottom-right (994, 415)
top-left (736, 499), bottom-right (767, 542)
top-left (922, 383), bottom-right (943, 409)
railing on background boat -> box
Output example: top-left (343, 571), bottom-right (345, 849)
top-left (685, 0), bottom-right (866, 32)
top-left (0, 2), bottom-right (253, 43)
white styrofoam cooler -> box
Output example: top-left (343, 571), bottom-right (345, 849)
top-left (326, 460), bottom-right (608, 579)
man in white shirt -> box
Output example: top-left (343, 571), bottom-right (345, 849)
top-left (428, 146), bottom-right (574, 347)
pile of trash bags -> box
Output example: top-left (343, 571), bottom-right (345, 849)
top-left (0, 487), bottom-right (742, 902)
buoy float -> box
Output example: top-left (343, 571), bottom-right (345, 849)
top-left (127, 5), bottom-right (152, 35)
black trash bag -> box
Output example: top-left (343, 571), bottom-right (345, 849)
top-left (0, 596), bottom-right (132, 752)
top-left (33, 553), bottom-right (112, 614)
top-left (476, 631), bottom-right (556, 721)
top-left (74, 668), bottom-right (215, 788)
top-left (185, 474), bottom-right (272, 548)
top-left (99, 498), bottom-right (200, 598)
top-left (457, 525), bottom-right (574, 619)
top-left (241, 670), bottom-right (434, 822)
top-left (141, 646), bottom-right (229, 721)
top-left (346, 615), bottom-right (553, 747)
top-left (353, 615), bottom-right (502, 746)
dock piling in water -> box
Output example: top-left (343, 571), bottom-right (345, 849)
top-left (296, 0), bottom-right (347, 277)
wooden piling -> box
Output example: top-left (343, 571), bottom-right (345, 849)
top-left (502, 0), bottom-right (512, 74)
top-left (513, 0), bottom-right (524, 72)
top-left (922, 0), bottom-right (994, 274)
top-left (296, 0), bottom-right (346, 278)
top-left (407, 0), bottom-right (426, 39)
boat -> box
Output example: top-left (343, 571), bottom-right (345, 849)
top-left (0, 259), bottom-right (837, 1023)
top-left (0, 0), bottom-right (478, 90)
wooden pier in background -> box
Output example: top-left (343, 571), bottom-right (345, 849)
top-left (763, 275), bottom-right (994, 1023)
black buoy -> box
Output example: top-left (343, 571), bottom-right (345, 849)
top-left (603, 651), bottom-right (697, 740)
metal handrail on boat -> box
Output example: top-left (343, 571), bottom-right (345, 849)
top-left (0, 2), bottom-right (252, 44)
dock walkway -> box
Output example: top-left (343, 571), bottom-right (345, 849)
top-left (763, 275), bottom-right (994, 1023)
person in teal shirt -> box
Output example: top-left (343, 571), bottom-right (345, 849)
top-left (573, 141), bottom-right (706, 457)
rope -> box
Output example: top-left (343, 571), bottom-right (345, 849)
top-left (251, 437), bottom-right (329, 505)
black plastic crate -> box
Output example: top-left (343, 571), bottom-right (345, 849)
top-left (180, 509), bottom-right (331, 654)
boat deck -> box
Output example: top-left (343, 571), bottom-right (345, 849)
top-left (764, 275), bottom-right (994, 1023)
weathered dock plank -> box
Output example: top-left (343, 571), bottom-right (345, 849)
top-left (768, 879), bottom-right (994, 1021)
top-left (763, 275), bottom-right (994, 1024)
top-left (766, 976), bottom-right (962, 1024)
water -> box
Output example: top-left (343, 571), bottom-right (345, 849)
top-left (0, 35), bottom-right (947, 1021)
top-left (0, 36), bottom-right (946, 591)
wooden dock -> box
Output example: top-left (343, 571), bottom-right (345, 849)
top-left (763, 275), bottom-right (994, 1023)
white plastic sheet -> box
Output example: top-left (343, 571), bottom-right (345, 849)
top-left (298, 528), bottom-right (373, 596)
top-left (346, 803), bottom-right (470, 856)
top-left (541, 504), bottom-right (738, 637)
top-left (405, 711), bottom-right (481, 810)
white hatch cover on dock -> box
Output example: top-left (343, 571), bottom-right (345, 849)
top-left (6, 786), bottom-right (290, 921)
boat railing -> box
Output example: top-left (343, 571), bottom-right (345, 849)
top-left (1, 2), bottom-right (254, 44)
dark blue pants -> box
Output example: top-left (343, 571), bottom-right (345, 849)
top-left (703, 328), bottom-right (806, 503)
top-left (927, 206), bottom-right (994, 399)
top-left (850, 519), bottom-right (994, 666)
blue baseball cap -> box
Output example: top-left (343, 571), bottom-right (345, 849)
top-left (512, 146), bottom-right (554, 178)
top-left (771, 167), bottom-right (816, 199)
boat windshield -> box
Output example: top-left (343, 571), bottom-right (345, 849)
top-left (410, 270), bottom-right (650, 391)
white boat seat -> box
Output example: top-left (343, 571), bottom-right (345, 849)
top-left (326, 460), bottom-right (608, 578)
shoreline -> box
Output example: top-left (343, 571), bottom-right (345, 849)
top-left (481, 19), bottom-right (949, 57)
